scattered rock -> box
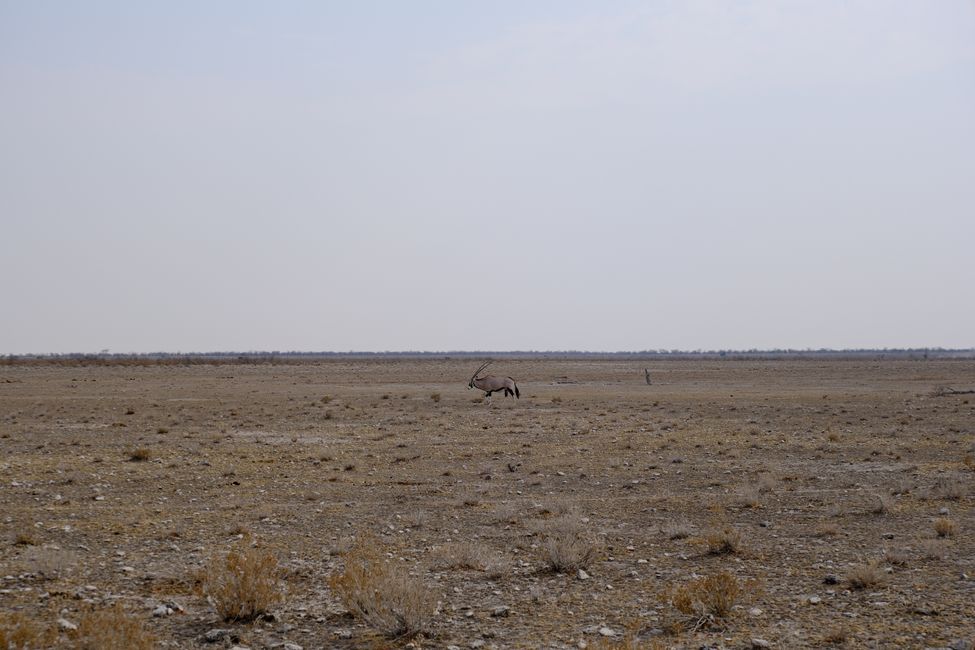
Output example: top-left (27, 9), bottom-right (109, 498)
top-left (598, 627), bottom-right (617, 637)
top-left (808, 595), bottom-right (822, 605)
top-left (470, 641), bottom-right (486, 649)
top-left (577, 569), bottom-right (590, 580)
top-left (748, 607), bottom-right (764, 616)
top-left (151, 605), bottom-right (172, 617)
top-left (751, 639), bottom-right (772, 649)
top-left (57, 618), bottom-right (77, 632)
top-left (203, 629), bottom-right (231, 643)
top-left (491, 605), bottom-right (510, 617)
top-left (335, 629), bottom-right (353, 640)
top-left (949, 640), bottom-right (973, 650)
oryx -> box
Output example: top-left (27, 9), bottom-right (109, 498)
top-left (468, 361), bottom-right (520, 398)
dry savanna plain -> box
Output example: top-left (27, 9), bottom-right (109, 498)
top-left (1, 357), bottom-right (973, 649)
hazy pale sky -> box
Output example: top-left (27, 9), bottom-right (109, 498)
top-left (2, 1), bottom-right (973, 353)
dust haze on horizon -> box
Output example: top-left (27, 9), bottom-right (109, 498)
top-left (2, 1), bottom-right (974, 355)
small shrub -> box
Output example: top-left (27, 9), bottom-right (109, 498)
top-left (70, 604), bottom-right (156, 650)
top-left (320, 395), bottom-right (332, 404)
top-left (822, 624), bottom-right (851, 645)
top-left (13, 532), bottom-right (37, 547)
top-left (846, 559), bottom-right (884, 590)
top-left (540, 515), bottom-right (598, 572)
top-left (661, 571), bottom-right (744, 633)
top-left (127, 448), bottom-right (150, 462)
top-left (435, 541), bottom-right (506, 577)
top-left (0, 611), bottom-right (54, 649)
top-left (430, 393), bottom-right (441, 403)
top-left (703, 527), bottom-right (743, 555)
top-left (27, 547), bottom-right (76, 580)
top-left (883, 548), bottom-right (910, 567)
top-left (661, 519), bottom-right (695, 540)
top-left (204, 541), bottom-right (284, 621)
top-left (814, 521), bottom-right (841, 537)
top-left (924, 475), bottom-right (966, 501)
top-left (734, 485), bottom-right (761, 508)
top-left (329, 537), bottom-right (435, 638)
top-left (870, 494), bottom-right (894, 515)
top-left (933, 517), bottom-right (957, 538)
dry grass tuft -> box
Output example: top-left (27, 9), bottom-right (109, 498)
top-left (70, 604), bottom-right (156, 650)
top-left (127, 448), bottom-right (151, 462)
top-left (660, 571), bottom-right (744, 633)
top-left (870, 493), bottom-right (894, 515)
top-left (822, 624), bottom-right (851, 645)
top-left (435, 541), bottom-right (504, 575)
top-left (204, 540), bottom-right (284, 622)
top-left (0, 611), bottom-right (55, 649)
top-left (845, 559), bottom-right (884, 590)
top-left (702, 527), bottom-right (743, 555)
top-left (329, 537), bottom-right (435, 639)
top-left (26, 546), bottom-right (77, 580)
top-left (430, 393), bottom-right (441, 403)
top-left (661, 519), bottom-right (695, 540)
top-left (539, 515), bottom-right (598, 572)
top-left (13, 531), bottom-right (38, 547)
top-left (933, 517), bottom-right (957, 538)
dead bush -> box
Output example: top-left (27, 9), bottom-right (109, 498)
top-left (204, 541), bottom-right (284, 622)
top-left (436, 541), bottom-right (492, 569)
top-left (13, 531), bottom-right (38, 547)
top-left (540, 515), bottom-right (598, 572)
top-left (933, 517), bottom-right (957, 538)
top-left (870, 493), bottom-right (894, 515)
top-left (661, 519), bottom-right (695, 540)
top-left (702, 527), bottom-right (743, 555)
top-left (660, 571), bottom-right (745, 633)
top-left (329, 538), bottom-right (435, 639)
top-left (69, 604), bottom-right (156, 650)
top-left (0, 611), bottom-right (54, 649)
top-left (26, 546), bottom-right (77, 580)
top-left (127, 448), bottom-right (150, 462)
top-left (845, 559), bottom-right (884, 590)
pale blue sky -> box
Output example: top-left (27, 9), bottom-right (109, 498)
top-left (2, 1), bottom-right (974, 353)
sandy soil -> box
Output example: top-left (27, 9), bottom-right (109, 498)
top-left (1, 358), bottom-right (973, 649)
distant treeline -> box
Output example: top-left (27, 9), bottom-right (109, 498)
top-left (2, 348), bottom-right (973, 366)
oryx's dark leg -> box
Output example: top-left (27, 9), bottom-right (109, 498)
top-left (504, 388), bottom-right (513, 397)
top-left (485, 391), bottom-right (493, 397)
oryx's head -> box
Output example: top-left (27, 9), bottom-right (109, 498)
top-left (468, 361), bottom-right (492, 389)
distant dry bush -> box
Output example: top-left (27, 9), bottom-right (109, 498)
top-left (870, 493), bottom-right (894, 515)
top-left (0, 611), bottom-right (55, 649)
top-left (329, 537), bottom-right (435, 639)
top-left (846, 559), bottom-right (884, 590)
top-left (660, 571), bottom-right (746, 633)
top-left (204, 540), bottom-right (284, 622)
top-left (660, 519), bottom-right (695, 540)
top-left (435, 541), bottom-right (506, 578)
top-left (26, 546), bottom-right (77, 580)
top-left (933, 517), bottom-right (957, 538)
top-left (702, 527), bottom-right (743, 555)
top-left (70, 604), bottom-right (156, 650)
top-left (733, 484), bottom-right (762, 508)
top-left (922, 474), bottom-right (967, 501)
top-left (127, 448), bottom-right (151, 462)
top-left (430, 392), bottom-right (441, 403)
top-left (540, 515), bottom-right (598, 572)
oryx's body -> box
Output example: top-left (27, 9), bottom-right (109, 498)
top-left (468, 362), bottom-right (520, 398)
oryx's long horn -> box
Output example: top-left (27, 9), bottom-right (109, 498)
top-left (470, 361), bottom-right (492, 383)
